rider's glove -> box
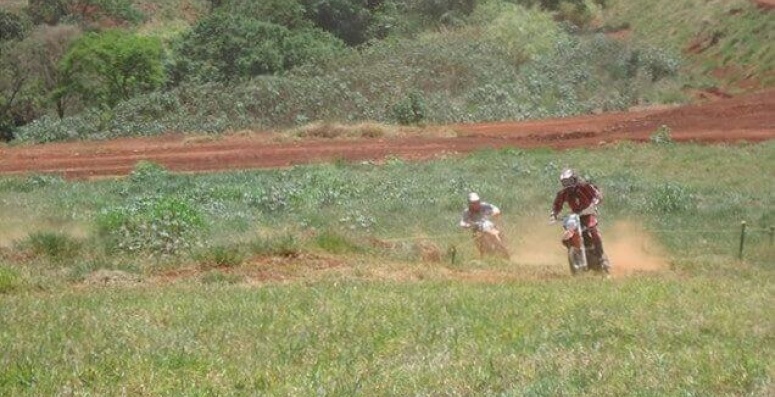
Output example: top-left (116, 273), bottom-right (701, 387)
top-left (549, 212), bottom-right (558, 223)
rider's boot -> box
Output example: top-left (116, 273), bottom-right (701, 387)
top-left (594, 239), bottom-right (611, 275)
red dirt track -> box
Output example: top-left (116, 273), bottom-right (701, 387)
top-left (1, 89), bottom-right (774, 179)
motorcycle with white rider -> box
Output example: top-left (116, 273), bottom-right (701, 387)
top-left (460, 192), bottom-right (510, 259)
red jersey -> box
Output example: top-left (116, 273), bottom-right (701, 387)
top-left (552, 183), bottom-right (602, 215)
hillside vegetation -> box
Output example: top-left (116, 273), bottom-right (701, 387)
top-left (5, 0), bottom-right (768, 142)
top-left (602, 0), bottom-right (774, 91)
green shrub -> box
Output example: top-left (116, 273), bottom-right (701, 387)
top-left (24, 231), bottom-right (82, 262)
top-left (0, 9), bottom-right (27, 42)
top-left (97, 195), bottom-right (206, 256)
top-left (391, 91), bottom-right (427, 125)
top-left (129, 161), bottom-right (170, 184)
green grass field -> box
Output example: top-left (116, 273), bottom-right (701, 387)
top-left (0, 141), bottom-right (773, 395)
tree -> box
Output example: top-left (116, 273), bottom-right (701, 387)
top-left (173, 13), bottom-right (344, 83)
top-left (57, 29), bottom-right (165, 109)
top-left (28, 24), bottom-right (83, 118)
top-left (299, 0), bottom-right (384, 46)
top-left (0, 24), bottom-right (81, 141)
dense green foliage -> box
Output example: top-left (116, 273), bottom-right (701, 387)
top-left (26, 0), bottom-right (144, 26)
top-left (172, 12), bottom-right (344, 83)
top-left (57, 29), bottom-right (165, 109)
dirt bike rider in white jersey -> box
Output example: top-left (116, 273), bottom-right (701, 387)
top-left (459, 192), bottom-right (508, 257)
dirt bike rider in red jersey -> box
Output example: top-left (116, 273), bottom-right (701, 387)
top-left (550, 169), bottom-right (611, 273)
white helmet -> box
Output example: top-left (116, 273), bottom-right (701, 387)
top-left (467, 192), bottom-right (480, 203)
top-left (560, 169), bottom-right (578, 188)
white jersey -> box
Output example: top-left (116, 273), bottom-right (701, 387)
top-left (460, 202), bottom-right (500, 228)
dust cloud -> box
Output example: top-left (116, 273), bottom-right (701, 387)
top-left (502, 215), bottom-right (669, 278)
top-left (605, 221), bottom-right (670, 277)
top-left (0, 208), bottom-right (89, 248)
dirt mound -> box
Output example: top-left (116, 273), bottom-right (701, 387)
top-left (1, 89), bottom-right (773, 179)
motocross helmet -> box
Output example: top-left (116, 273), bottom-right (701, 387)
top-left (560, 168), bottom-right (578, 188)
top-left (467, 192), bottom-right (480, 203)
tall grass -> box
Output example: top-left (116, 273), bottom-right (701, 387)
top-left (0, 142), bottom-right (773, 394)
top-left (0, 275), bottom-right (772, 395)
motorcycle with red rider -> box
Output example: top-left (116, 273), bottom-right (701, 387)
top-left (550, 169), bottom-right (611, 276)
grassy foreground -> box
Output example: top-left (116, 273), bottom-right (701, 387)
top-left (1, 273), bottom-right (772, 396)
top-left (0, 141), bottom-right (773, 395)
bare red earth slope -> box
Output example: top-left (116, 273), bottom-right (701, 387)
top-left (1, 89), bottom-right (773, 179)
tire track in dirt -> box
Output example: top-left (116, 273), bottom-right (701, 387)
top-left (1, 89), bottom-right (773, 179)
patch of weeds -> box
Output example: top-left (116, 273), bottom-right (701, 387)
top-left (201, 270), bottom-right (243, 284)
top-left (23, 231), bottom-right (82, 262)
top-left (650, 124), bottom-right (674, 144)
top-left (0, 174), bottom-right (64, 193)
top-left (96, 195), bottom-right (206, 256)
top-left (129, 161), bottom-right (169, 184)
top-left (649, 182), bottom-right (694, 214)
top-left (250, 234), bottom-right (302, 257)
top-left (67, 259), bottom-right (140, 283)
top-left (196, 245), bottom-right (245, 269)
top-left (0, 265), bottom-right (22, 293)
top-left (315, 231), bottom-right (364, 254)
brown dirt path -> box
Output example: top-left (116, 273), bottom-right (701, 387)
top-left (753, 0), bottom-right (775, 10)
top-left (1, 89), bottom-right (773, 180)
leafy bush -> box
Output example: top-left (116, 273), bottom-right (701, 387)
top-left (392, 91), bottom-right (427, 125)
top-left (97, 195), bottom-right (206, 256)
top-left (129, 160), bottom-right (170, 184)
top-left (0, 9), bottom-right (27, 42)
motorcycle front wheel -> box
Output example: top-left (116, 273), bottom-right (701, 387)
top-left (567, 247), bottom-right (586, 275)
